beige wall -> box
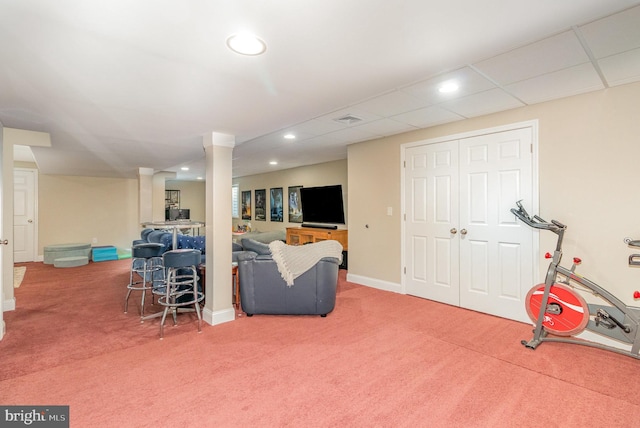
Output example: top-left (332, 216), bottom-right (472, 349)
top-left (165, 180), bottom-right (206, 222)
top-left (38, 175), bottom-right (140, 254)
top-left (232, 159), bottom-right (348, 232)
top-left (348, 81), bottom-right (640, 303)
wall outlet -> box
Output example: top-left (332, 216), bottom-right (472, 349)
top-left (92, 237), bottom-right (98, 244)
top-left (387, 207), bottom-right (393, 216)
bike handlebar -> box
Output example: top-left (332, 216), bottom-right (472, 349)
top-left (511, 201), bottom-right (566, 232)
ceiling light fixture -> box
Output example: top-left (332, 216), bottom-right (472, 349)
top-left (181, 167), bottom-right (189, 171)
top-left (269, 161), bottom-right (278, 165)
top-left (438, 81), bottom-right (459, 93)
top-left (226, 33), bottom-right (267, 56)
top-left (284, 133), bottom-right (296, 140)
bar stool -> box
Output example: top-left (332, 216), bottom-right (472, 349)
top-left (125, 243), bottom-right (165, 321)
top-left (158, 249), bottom-right (204, 339)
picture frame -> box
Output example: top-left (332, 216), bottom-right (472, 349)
top-left (288, 185), bottom-right (303, 223)
top-left (254, 189), bottom-right (266, 221)
top-left (270, 187), bottom-right (284, 222)
top-left (165, 190), bottom-right (180, 209)
top-left (241, 190), bottom-right (252, 220)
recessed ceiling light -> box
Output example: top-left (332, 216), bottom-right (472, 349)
top-left (284, 133), bottom-right (296, 140)
top-left (438, 81), bottom-right (459, 93)
top-left (269, 161), bottom-right (278, 165)
top-left (181, 167), bottom-right (189, 171)
top-left (226, 33), bottom-right (267, 56)
top-left (197, 177), bottom-right (203, 180)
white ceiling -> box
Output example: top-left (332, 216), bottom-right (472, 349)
top-left (1, 1), bottom-right (640, 180)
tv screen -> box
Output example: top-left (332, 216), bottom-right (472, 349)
top-left (166, 208), bottom-right (190, 220)
top-left (300, 185), bottom-right (345, 225)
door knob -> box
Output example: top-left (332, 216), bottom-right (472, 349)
top-left (28, 219), bottom-right (33, 223)
top-left (460, 229), bottom-right (468, 235)
top-left (450, 228), bottom-right (457, 234)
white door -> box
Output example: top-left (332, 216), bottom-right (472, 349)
top-left (458, 128), bottom-right (533, 323)
top-left (404, 125), bottom-right (535, 323)
top-left (14, 169), bottom-right (36, 263)
top-left (0, 123), bottom-right (4, 341)
top-left (405, 140), bottom-right (460, 305)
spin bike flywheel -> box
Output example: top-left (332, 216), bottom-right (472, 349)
top-left (525, 283), bottom-right (589, 336)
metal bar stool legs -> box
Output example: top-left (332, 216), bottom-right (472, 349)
top-left (125, 243), bottom-right (165, 321)
top-left (158, 249), bottom-right (204, 339)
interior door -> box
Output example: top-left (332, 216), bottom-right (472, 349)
top-left (404, 140), bottom-right (460, 305)
top-left (458, 128), bottom-right (533, 323)
top-left (1, 122), bottom-right (5, 341)
top-left (14, 168), bottom-right (36, 263)
top-left (404, 124), bottom-right (535, 323)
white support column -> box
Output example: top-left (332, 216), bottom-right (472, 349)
top-left (202, 132), bottom-right (235, 325)
top-left (152, 172), bottom-right (175, 222)
top-left (138, 167), bottom-right (154, 224)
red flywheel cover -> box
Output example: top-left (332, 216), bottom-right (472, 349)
top-left (525, 283), bottom-right (589, 336)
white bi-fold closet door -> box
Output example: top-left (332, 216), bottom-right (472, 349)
top-left (403, 124), bottom-right (536, 323)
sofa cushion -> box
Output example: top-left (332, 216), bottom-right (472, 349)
top-left (178, 235), bottom-right (206, 252)
top-left (147, 230), bottom-right (173, 252)
top-left (140, 228), bottom-right (154, 241)
top-left (235, 230), bottom-right (286, 244)
top-left (241, 238), bottom-right (271, 255)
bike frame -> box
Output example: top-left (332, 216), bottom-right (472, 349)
top-left (512, 202), bottom-right (640, 359)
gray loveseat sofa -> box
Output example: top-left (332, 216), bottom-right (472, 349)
top-left (237, 248), bottom-right (340, 317)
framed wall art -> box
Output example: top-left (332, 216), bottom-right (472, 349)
top-left (241, 190), bottom-right (252, 220)
top-left (288, 185), bottom-right (303, 223)
top-left (165, 190), bottom-right (180, 209)
top-left (254, 189), bottom-right (266, 221)
top-left (270, 187), bottom-right (283, 222)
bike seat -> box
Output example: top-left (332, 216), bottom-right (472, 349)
top-left (628, 240), bottom-right (640, 248)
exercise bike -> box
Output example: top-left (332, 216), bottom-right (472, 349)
top-left (511, 201), bottom-right (640, 359)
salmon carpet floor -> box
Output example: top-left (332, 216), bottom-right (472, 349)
top-left (2, 259), bottom-right (640, 427)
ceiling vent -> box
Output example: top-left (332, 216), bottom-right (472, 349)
top-left (333, 114), bottom-right (363, 125)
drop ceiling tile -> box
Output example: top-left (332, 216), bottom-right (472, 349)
top-left (391, 105), bottom-right (464, 128)
top-left (286, 118), bottom-right (346, 135)
top-left (505, 62), bottom-right (604, 104)
top-left (473, 30), bottom-right (590, 85)
top-left (440, 88), bottom-right (524, 118)
top-left (325, 127), bottom-right (381, 144)
top-left (579, 5), bottom-right (640, 59)
top-left (351, 90), bottom-right (431, 117)
top-left (598, 47), bottom-right (640, 86)
top-left (353, 118), bottom-right (418, 136)
top-left (243, 133), bottom-right (290, 151)
top-left (400, 67), bottom-right (496, 104)
top-left (300, 134), bottom-right (343, 147)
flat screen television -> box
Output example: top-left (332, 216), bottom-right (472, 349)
top-left (300, 185), bottom-right (345, 225)
top-left (166, 208), bottom-right (190, 221)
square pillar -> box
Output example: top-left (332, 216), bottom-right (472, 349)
top-left (202, 132), bottom-right (235, 325)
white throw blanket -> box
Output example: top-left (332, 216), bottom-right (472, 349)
top-left (269, 240), bottom-right (343, 286)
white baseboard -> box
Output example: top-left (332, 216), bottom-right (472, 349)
top-left (346, 273), bottom-right (402, 294)
top-left (3, 297), bottom-right (16, 312)
top-left (203, 306), bottom-right (235, 326)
